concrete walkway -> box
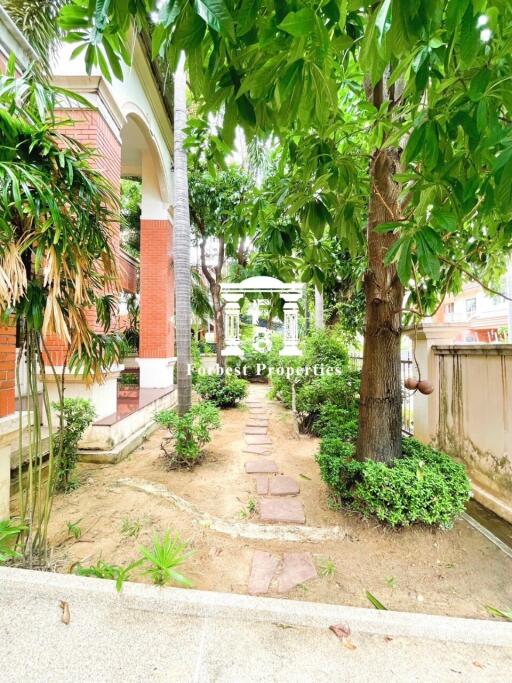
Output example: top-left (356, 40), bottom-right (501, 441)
top-left (1, 567), bottom-right (511, 682)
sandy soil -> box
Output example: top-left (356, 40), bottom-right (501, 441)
top-left (46, 384), bottom-right (512, 620)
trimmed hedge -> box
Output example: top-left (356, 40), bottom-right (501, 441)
top-left (193, 373), bottom-right (248, 408)
top-left (316, 434), bottom-right (470, 528)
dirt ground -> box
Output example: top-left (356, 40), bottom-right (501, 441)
top-left (46, 384), bottom-right (512, 620)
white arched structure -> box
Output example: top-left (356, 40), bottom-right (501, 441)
top-left (221, 277), bottom-right (304, 357)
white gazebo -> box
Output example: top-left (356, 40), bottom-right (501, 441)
top-left (220, 276), bottom-right (304, 358)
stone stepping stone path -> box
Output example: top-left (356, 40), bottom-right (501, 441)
top-left (277, 553), bottom-right (317, 593)
top-left (245, 434), bottom-right (272, 445)
top-left (241, 389), bottom-right (314, 593)
top-left (245, 460), bottom-right (278, 474)
top-left (243, 445), bottom-right (271, 455)
top-left (259, 498), bottom-right (305, 524)
top-left (248, 551), bottom-right (279, 595)
top-left (255, 475), bottom-right (300, 496)
top-left (248, 551), bottom-right (317, 595)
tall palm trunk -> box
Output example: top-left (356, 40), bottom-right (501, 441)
top-left (314, 287), bottom-right (324, 330)
top-left (174, 55), bottom-right (192, 415)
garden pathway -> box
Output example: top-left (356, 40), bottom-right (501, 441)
top-left (242, 384), bottom-right (318, 595)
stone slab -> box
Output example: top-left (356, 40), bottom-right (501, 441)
top-left (259, 498), bottom-right (305, 524)
top-left (248, 551), bottom-right (280, 595)
top-left (246, 422), bottom-right (269, 429)
top-left (245, 435), bottom-right (272, 445)
top-left (245, 427), bottom-right (268, 435)
top-left (255, 476), bottom-right (269, 495)
top-left (246, 401), bottom-right (263, 407)
top-left (243, 445), bottom-right (271, 455)
top-left (278, 552), bottom-right (317, 593)
top-left (245, 460), bottom-right (278, 474)
top-left (269, 475), bottom-right (300, 496)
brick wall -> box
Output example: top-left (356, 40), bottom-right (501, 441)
top-left (44, 108), bottom-right (122, 366)
top-left (139, 219), bottom-right (175, 359)
top-left (0, 324), bottom-right (16, 418)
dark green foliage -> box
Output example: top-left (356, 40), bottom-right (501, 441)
top-left (155, 402), bottom-right (221, 468)
top-left (53, 398), bottom-right (96, 492)
top-left (317, 430), bottom-right (471, 528)
top-left (270, 327), bottom-right (358, 434)
top-left (193, 373), bottom-right (248, 408)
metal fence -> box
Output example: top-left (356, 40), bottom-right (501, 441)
top-left (349, 355), bottom-right (414, 435)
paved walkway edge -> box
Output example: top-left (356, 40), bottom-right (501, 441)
top-left (1, 567), bottom-right (511, 647)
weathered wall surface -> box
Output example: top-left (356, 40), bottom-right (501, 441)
top-left (433, 345), bottom-right (512, 522)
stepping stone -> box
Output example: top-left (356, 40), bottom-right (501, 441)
top-left (246, 434), bottom-right (272, 445)
top-left (245, 427), bottom-right (268, 435)
top-left (247, 421), bottom-right (269, 428)
top-left (245, 460), bottom-right (278, 474)
top-left (255, 476), bottom-right (269, 495)
top-left (246, 401), bottom-right (263, 407)
top-left (243, 445), bottom-right (271, 455)
top-left (269, 475), bottom-right (300, 496)
top-left (277, 552), bottom-right (317, 593)
top-left (259, 498), bottom-right (305, 524)
top-left (248, 551), bottom-right (279, 595)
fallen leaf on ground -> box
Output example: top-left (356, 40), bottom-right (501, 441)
top-left (343, 640), bottom-right (357, 651)
top-left (59, 600), bottom-right (70, 625)
top-left (329, 623), bottom-right (351, 639)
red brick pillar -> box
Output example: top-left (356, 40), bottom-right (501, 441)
top-left (0, 324), bottom-right (16, 418)
top-left (138, 218), bottom-right (175, 388)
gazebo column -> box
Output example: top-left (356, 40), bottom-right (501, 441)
top-left (280, 293), bottom-right (303, 357)
top-left (137, 156), bottom-right (175, 388)
top-left (221, 293), bottom-right (244, 358)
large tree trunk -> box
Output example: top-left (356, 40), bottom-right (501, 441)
top-left (314, 287), bottom-right (324, 330)
top-left (174, 55), bottom-right (192, 416)
top-left (356, 148), bottom-right (404, 463)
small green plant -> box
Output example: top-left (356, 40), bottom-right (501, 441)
top-left (66, 519), bottom-right (82, 540)
top-left (74, 559), bottom-right (142, 592)
top-left (319, 559), bottom-right (336, 577)
top-left (155, 402), bottom-right (221, 469)
top-left (120, 517), bottom-right (143, 538)
top-left (119, 371), bottom-right (139, 385)
top-left (366, 591), bottom-right (388, 610)
top-left (485, 605), bottom-right (512, 621)
top-left (239, 497), bottom-right (257, 519)
top-left (385, 576), bottom-right (396, 588)
top-left (0, 520), bottom-right (27, 563)
top-left (139, 532), bottom-right (192, 587)
top-left (193, 373), bottom-right (248, 408)
top-left (53, 398), bottom-right (96, 492)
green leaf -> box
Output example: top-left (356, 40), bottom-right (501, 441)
top-left (404, 123), bottom-right (426, 165)
top-left (278, 8), bottom-right (316, 37)
top-left (193, 0), bottom-right (235, 40)
top-left (431, 209), bottom-right (457, 232)
top-left (416, 232), bottom-right (441, 280)
top-left (459, 4), bottom-right (480, 68)
top-left (469, 68), bottom-right (490, 102)
top-left (366, 591), bottom-right (388, 610)
top-left (397, 237), bottom-right (413, 283)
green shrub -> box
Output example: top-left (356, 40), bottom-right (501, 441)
top-left (269, 327), bottom-right (357, 434)
top-left (53, 398), bottom-right (96, 492)
top-left (155, 402), bottom-right (221, 468)
top-left (193, 373), bottom-right (248, 408)
top-left (313, 404), bottom-right (359, 441)
top-left (317, 432), bottom-right (471, 528)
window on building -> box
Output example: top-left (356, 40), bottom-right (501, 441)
top-left (445, 302), bottom-right (454, 314)
top-left (465, 298), bottom-right (477, 314)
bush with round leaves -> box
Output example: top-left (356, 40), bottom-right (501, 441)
top-left (193, 373), bottom-right (248, 408)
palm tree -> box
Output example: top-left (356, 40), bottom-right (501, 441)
top-left (0, 70), bottom-right (122, 563)
top-left (173, 55), bottom-right (192, 415)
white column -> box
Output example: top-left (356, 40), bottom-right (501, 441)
top-left (280, 293), bottom-right (302, 356)
top-left (221, 293), bottom-right (244, 358)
